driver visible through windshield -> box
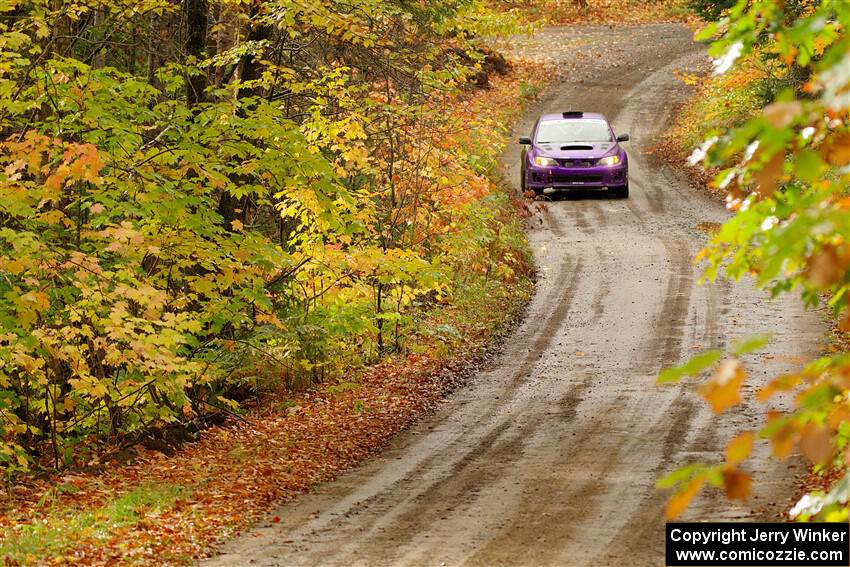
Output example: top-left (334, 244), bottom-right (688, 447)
top-left (536, 118), bottom-right (612, 144)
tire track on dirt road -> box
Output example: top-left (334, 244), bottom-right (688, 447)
top-left (344, 250), bottom-right (587, 564)
top-left (205, 24), bottom-right (823, 567)
top-left (208, 246), bottom-right (587, 566)
top-left (541, 204), bottom-right (565, 237)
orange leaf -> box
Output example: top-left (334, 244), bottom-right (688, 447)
top-left (800, 423), bottom-right (832, 465)
top-left (781, 46), bottom-right (798, 67)
top-left (763, 101), bottom-right (801, 128)
top-left (828, 404), bottom-right (850, 430)
top-left (722, 469), bottom-right (752, 500)
top-left (769, 421), bottom-right (798, 459)
top-left (665, 476), bottom-right (704, 520)
top-left (752, 151), bottom-right (785, 199)
top-left (699, 359), bottom-right (745, 414)
top-left (826, 134), bottom-right (850, 167)
top-left (805, 244), bottom-right (850, 289)
top-left (757, 373), bottom-right (803, 402)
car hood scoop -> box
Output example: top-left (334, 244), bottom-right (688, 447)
top-left (537, 141), bottom-right (616, 160)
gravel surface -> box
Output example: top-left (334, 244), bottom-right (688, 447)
top-left (203, 24), bottom-right (823, 567)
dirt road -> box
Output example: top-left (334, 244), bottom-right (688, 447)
top-left (205, 24), bottom-right (823, 567)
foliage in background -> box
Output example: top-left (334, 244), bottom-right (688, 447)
top-left (666, 54), bottom-right (768, 154)
top-left (512, 0), bottom-right (693, 25)
top-left (687, 0), bottom-right (737, 21)
top-left (0, 0), bottom-right (536, 477)
top-left (658, 0), bottom-right (850, 520)
top-left (0, 53), bottom-right (546, 567)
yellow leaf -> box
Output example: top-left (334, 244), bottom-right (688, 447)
top-left (231, 219), bottom-right (244, 231)
top-left (4, 259), bottom-right (24, 275)
top-left (90, 381), bottom-right (108, 398)
top-left (725, 431), bottom-right (753, 466)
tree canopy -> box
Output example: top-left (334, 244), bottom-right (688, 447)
top-left (0, 0), bottom-right (532, 474)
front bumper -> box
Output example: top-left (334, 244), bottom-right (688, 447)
top-left (526, 164), bottom-right (628, 189)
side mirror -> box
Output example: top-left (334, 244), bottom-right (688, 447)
top-left (616, 133), bottom-right (630, 142)
top-left (518, 136), bottom-right (532, 145)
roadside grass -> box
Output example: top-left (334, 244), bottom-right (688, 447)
top-left (0, 482), bottom-right (188, 565)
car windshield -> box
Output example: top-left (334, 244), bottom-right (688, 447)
top-left (536, 119), bottom-right (612, 144)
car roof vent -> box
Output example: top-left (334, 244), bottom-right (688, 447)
top-left (562, 111), bottom-right (584, 118)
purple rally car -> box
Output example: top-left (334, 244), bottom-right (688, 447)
top-left (519, 111), bottom-right (630, 198)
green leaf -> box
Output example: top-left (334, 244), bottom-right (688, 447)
top-left (795, 150), bottom-right (823, 183)
top-left (694, 21), bottom-right (719, 42)
top-left (656, 464), bottom-right (702, 489)
top-left (657, 350), bottom-right (723, 384)
top-left (730, 333), bottom-right (771, 356)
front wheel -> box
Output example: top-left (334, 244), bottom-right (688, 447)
top-left (611, 182), bottom-right (629, 199)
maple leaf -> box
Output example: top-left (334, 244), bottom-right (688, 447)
top-left (752, 151), bottom-right (784, 199)
top-left (698, 359), bottom-right (745, 414)
top-left (665, 476), bottom-right (704, 520)
top-left (799, 424), bottom-right (832, 465)
top-left (725, 431), bottom-right (753, 466)
top-left (722, 469), bottom-right (751, 501)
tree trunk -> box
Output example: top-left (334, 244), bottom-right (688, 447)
top-left (218, 13), bottom-right (271, 228)
top-left (185, 0), bottom-right (208, 106)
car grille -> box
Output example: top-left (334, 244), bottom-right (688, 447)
top-left (551, 174), bottom-right (603, 183)
top-left (558, 159), bottom-right (596, 167)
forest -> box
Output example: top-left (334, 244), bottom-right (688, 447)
top-left (0, 0), bottom-right (536, 474)
top-left (0, 0), bottom-right (849, 564)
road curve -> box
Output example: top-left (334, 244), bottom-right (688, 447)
top-left (205, 24), bottom-right (823, 567)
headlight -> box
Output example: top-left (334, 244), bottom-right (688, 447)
top-left (598, 155), bottom-right (621, 166)
top-left (533, 156), bottom-right (558, 167)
